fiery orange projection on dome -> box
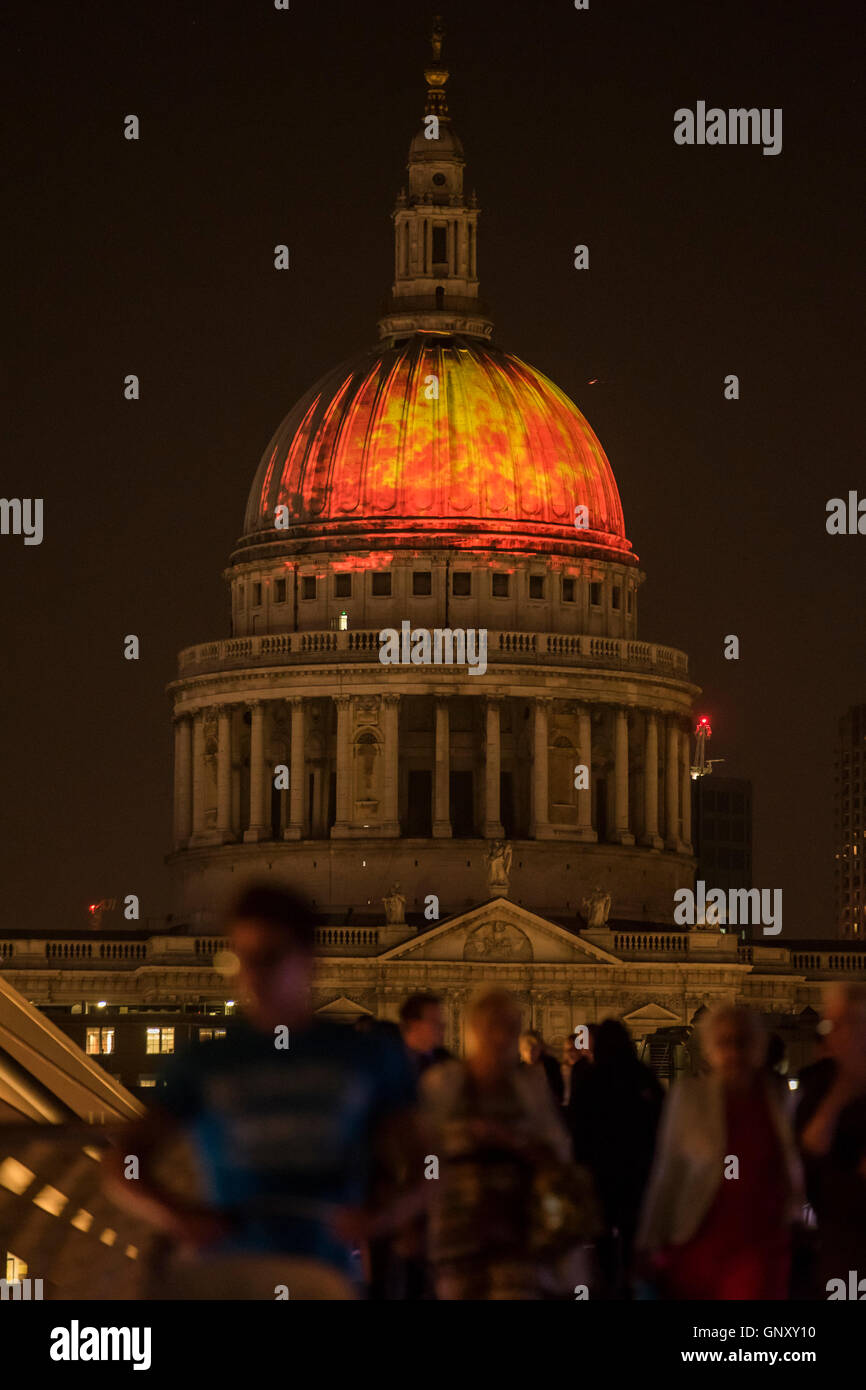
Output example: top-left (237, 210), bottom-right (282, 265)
top-left (240, 334), bottom-right (636, 565)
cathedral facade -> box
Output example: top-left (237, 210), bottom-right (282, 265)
top-left (123, 28), bottom-right (855, 1056)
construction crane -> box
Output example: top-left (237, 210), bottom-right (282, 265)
top-left (690, 714), bottom-right (725, 780)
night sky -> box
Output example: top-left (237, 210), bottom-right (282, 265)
top-left (4, 0), bottom-right (863, 938)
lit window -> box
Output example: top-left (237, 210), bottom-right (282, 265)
top-left (5, 1253), bottom-right (27, 1283)
top-left (145, 1027), bottom-right (174, 1055)
top-left (335, 574), bottom-right (352, 598)
top-left (492, 573), bottom-right (510, 598)
top-left (452, 572), bottom-right (471, 596)
top-left (198, 1028), bottom-right (227, 1042)
top-left (86, 1027), bottom-right (114, 1055)
top-left (412, 571), bottom-right (432, 596)
top-left (138, 1078), bottom-right (157, 1089)
top-left (529, 575), bottom-right (545, 599)
top-left (371, 572), bottom-right (392, 596)
top-left (301, 576), bottom-right (316, 600)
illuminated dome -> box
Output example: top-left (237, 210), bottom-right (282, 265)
top-left (237, 333), bottom-right (635, 564)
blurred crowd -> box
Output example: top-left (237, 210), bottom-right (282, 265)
top-left (105, 886), bottom-right (866, 1300)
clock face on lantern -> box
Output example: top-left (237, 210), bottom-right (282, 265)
top-left (432, 172), bottom-right (446, 186)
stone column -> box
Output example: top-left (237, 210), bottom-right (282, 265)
top-left (191, 710), bottom-right (206, 839)
top-left (575, 704), bottom-right (596, 842)
top-left (331, 695), bottom-right (353, 837)
top-left (244, 700), bottom-right (269, 842)
top-left (284, 697), bottom-right (305, 839)
top-left (381, 694), bottom-right (400, 836)
top-left (173, 714), bottom-right (192, 849)
top-left (483, 697), bottom-right (504, 838)
top-left (680, 725), bottom-right (693, 852)
top-left (531, 697), bottom-right (552, 838)
top-left (641, 711), bottom-right (664, 849)
top-left (665, 717), bottom-right (680, 850)
top-left (433, 697), bottom-right (452, 837)
top-left (611, 707), bottom-right (635, 845)
top-left (216, 705), bottom-right (234, 841)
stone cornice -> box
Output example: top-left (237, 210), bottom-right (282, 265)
top-left (167, 664), bottom-right (699, 713)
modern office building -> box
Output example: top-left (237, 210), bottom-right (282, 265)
top-left (834, 703), bottom-right (866, 938)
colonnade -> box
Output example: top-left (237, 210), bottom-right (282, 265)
top-left (172, 695), bottom-right (693, 853)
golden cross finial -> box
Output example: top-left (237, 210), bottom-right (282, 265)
top-left (424, 14), bottom-right (449, 116)
top-left (431, 15), bottom-right (445, 62)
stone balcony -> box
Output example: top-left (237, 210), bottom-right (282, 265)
top-left (177, 628), bottom-right (690, 679)
top-left (1, 937), bottom-right (214, 969)
top-left (4, 930), bottom-right (864, 974)
top-left (0, 930), bottom-right (385, 968)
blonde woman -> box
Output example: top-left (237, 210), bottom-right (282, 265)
top-left (421, 989), bottom-right (573, 1299)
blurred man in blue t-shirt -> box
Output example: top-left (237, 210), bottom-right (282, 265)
top-left (105, 885), bottom-right (420, 1288)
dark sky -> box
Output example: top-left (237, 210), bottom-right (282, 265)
top-left (4, 0), bottom-right (863, 938)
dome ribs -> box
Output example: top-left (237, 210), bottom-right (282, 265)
top-left (447, 339), bottom-right (478, 514)
top-left (254, 442), bottom-right (279, 532)
top-left (502, 354), bottom-right (544, 519)
top-left (304, 371), bottom-right (356, 517)
top-left (238, 336), bottom-right (634, 559)
top-left (333, 354), bottom-right (384, 517)
top-left (430, 339), bottom-right (449, 521)
top-left (479, 347), bottom-right (523, 519)
top-left (277, 390), bottom-right (323, 525)
top-left (362, 343), bottom-right (406, 518)
top-left (395, 339), bottom-right (437, 518)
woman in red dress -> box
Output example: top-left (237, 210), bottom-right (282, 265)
top-left (637, 1005), bottom-right (804, 1300)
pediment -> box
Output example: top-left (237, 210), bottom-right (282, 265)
top-left (315, 995), bottom-right (373, 1016)
top-left (379, 899), bottom-right (620, 965)
top-left (622, 1002), bottom-right (681, 1024)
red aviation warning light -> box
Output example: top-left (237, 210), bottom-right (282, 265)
top-left (691, 715), bottom-right (723, 780)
